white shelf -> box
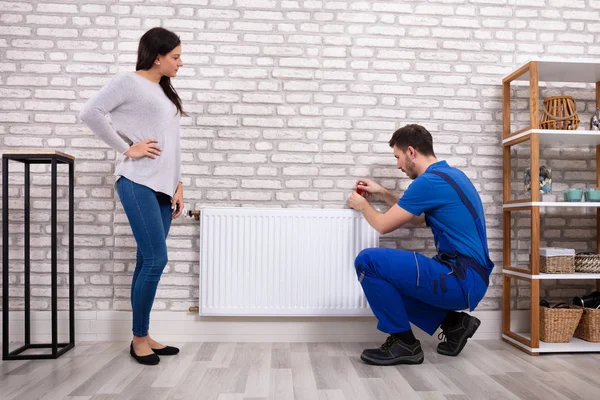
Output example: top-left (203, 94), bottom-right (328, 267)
top-left (503, 333), bottom-right (600, 353)
top-left (504, 201), bottom-right (600, 208)
top-left (502, 60), bottom-right (600, 357)
top-left (513, 60), bottom-right (600, 83)
top-left (503, 269), bottom-right (600, 280)
top-left (503, 129), bottom-right (600, 146)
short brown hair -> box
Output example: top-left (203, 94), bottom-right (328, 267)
top-left (388, 124), bottom-right (435, 157)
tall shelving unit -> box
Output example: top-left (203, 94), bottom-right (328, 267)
top-left (502, 61), bottom-right (600, 355)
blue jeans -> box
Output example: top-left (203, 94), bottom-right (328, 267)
top-left (355, 248), bottom-right (488, 335)
top-left (116, 177), bottom-right (172, 337)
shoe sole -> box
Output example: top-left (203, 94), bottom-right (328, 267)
top-left (437, 316), bottom-right (481, 357)
top-left (130, 353), bottom-right (160, 365)
top-left (360, 351), bottom-right (424, 366)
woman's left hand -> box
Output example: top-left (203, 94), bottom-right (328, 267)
top-left (172, 182), bottom-right (184, 219)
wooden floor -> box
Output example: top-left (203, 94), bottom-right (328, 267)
top-left (1, 337), bottom-right (600, 400)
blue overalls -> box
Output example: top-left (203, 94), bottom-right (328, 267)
top-left (354, 170), bottom-right (494, 336)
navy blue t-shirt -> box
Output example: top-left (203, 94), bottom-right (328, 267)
top-left (398, 160), bottom-right (489, 269)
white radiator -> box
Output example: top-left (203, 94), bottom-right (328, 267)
top-left (199, 208), bottom-right (379, 316)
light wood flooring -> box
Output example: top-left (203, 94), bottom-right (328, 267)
top-left (1, 337), bottom-right (600, 400)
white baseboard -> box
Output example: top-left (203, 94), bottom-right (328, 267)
top-left (0, 310), bottom-right (527, 343)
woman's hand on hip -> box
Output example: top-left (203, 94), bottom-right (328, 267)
top-left (124, 139), bottom-right (162, 159)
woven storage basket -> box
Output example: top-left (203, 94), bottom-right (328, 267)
top-left (538, 247), bottom-right (575, 274)
top-left (540, 306), bottom-right (583, 343)
top-left (539, 95), bottom-right (580, 130)
top-left (540, 255), bottom-right (574, 273)
top-left (574, 306), bottom-right (600, 342)
top-left (574, 253), bottom-right (600, 273)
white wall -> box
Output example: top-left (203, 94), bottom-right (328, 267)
top-left (1, 1), bottom-right (599, 332)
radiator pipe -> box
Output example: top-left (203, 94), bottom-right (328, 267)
top-left (189, 306), bottom-right (199, 312)
top-left (184, 209), bottom-right (201, 221)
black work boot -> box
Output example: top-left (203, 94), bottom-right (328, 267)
top-left (360, 335), bottom-right (424, 366)
top-left (437, 312), bottom-right (480, 357)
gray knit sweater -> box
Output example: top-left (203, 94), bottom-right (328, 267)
top-left (80, 72), bottom-right (181, 197)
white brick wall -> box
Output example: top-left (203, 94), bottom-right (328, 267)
top-left (1, 0), bottom-right (598, 314)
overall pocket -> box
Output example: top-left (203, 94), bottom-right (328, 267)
top-left (463, 269), bottom-right (488, 310)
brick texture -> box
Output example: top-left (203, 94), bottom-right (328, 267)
top-left (1, 0), bottom-right (598, 313)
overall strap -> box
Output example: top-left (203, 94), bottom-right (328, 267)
top-left (428, 170), bottom-right (493, 285)
top-left (429, 171), bottom-right (480, 233)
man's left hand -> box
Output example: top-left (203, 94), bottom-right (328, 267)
top-left (348, 191), bottom-right (368, 212)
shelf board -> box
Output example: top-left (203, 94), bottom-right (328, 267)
top-left (504, 201), bottom-right (600, 208)
top-left (503, 333), bottom-right (600, 353)
top-left (503, 129), bottom-right (600, 146)
top-left (512, 60), bottom-right (600, 83)
top-left (503, 269), bottom-right (600, 280)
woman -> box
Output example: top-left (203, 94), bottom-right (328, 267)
top-left (80, 27), bottom-right (185, 365)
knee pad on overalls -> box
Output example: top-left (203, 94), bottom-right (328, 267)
top-left (354, 248), bottom-right (381, 282)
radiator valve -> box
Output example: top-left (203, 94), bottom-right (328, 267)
top-left (181, 208), bottom-right (200, 221)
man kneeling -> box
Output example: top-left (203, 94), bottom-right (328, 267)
top-left (349, 124), bottom-right (494, 366)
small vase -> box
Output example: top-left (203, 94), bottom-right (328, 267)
top-left (590, 108), bottom-right (600, 131)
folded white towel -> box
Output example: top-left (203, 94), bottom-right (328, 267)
top-left (539, 247), bottom-right (576, 257)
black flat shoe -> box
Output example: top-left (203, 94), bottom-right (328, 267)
top-left (130, 342), bottom-right (160, 365)
top-left (151, 345), bottom-right (179, 356)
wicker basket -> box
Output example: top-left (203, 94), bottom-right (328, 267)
top-left (540, 306), bottom-right (583, 343)
top-left (539, 95), bottom-right (580, 130)
top-left (574, 306), bottom-right (600, 342)
top-left (574, 253), bottom-right (600, 273)
top-left (540, 255), bottom-right (575, 274)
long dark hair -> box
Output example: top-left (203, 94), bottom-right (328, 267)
top-left (136, 27), bottom-right (186, 116)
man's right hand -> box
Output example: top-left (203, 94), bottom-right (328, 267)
top-left (355, 179), bottom-right (382, 196)
top-left (357, 178), bottom-right (400, 207)
top-left (124, 139), bottom-right (162, 159)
